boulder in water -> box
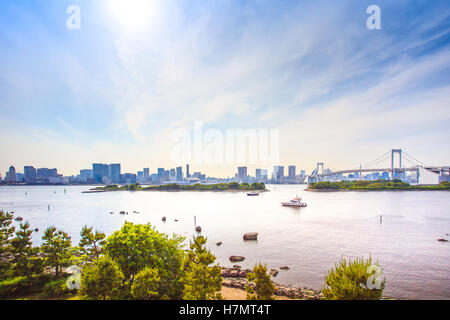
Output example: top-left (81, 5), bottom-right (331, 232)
top-left (243, 232), bottom-right (258, 240)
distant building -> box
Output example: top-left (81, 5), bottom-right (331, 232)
top-left (108, 164), bottom-right (121, 184)
top-left (288, 166), bottom-right (296, 179)
top-left (176, 166), bottom-right (183, 181)
top-left (186, 164), bottom-right (190, 178)
top-left (237, 167), bottom-right (247, 181)
top-left (37, 168), bottom-right (58, 178)
top-left (273, 166), bottom-right (284, 181)
top-left (24, 166), bottom-right (36, 184)
top-left (7, 165), bottom-right (16, 184)
top-left (255, 169), bottom-right (262, 180)
top-left (262, 170), bottom-right (268, 180)
top-left (143, 168), bottom-right (150, 179)
top-left (299, 170), bottom-right (306, 178)
top-left (93, 164), bottom-right (109, 184)
top-left (80, 169), bottom-right (93, 179)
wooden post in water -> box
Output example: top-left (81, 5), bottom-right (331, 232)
top-left (380, 215), bottom-right (383, 224)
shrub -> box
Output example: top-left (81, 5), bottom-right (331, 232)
top-left (131, 267), bottom-right (160, 300)
top-left (43, 278), bottom-right (69, 298)
top-left (322, 256), bottom-right (385, 300)
top-left (79, 255), bottom-right (124, 300)
top-left (180, 236), bottom-right (222, 300)
top-left (0, 276), bottom-right (28, 298)
top-left (245, 263), bottom-right (275, 300)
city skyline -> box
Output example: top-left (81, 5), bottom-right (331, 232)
top-left (1, 1), bottom-right (449, 177)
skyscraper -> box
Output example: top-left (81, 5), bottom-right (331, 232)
top-left (93, 163), bottom-right (109, 184)
top-left (176, 166), bottom-right (183, 182)
top-left (288, 166), bottom-right (296, 179)
top-left (255, 169), bottom-right (262, 180)
top-left (24, 166), bottom-right (36, 184)
top-left (186, 164), bottom-right (190, 178)
top-left (143, 168), bottom-right (150, 179)
top-left (108, 164), bottom-right (121, 184)
top-left (7, 165), bottom-right (16, 184)
top-left (273, 166), bottom-right (284, 181)
top-left (238, 167), bottom-right (247, 181)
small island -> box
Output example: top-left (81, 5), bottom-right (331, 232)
top-left (83, 182), bottom-right (267, 193)
top-left (307, 180), bottom-right (450, 191)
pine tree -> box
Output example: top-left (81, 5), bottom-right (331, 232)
top-left (246, 263), bottom-right (275, 300)
top-left (0, 210), bottom-right (15, 279)
top-left (79, 225), bottom-right (105, 261)
top-left (180, 236), bottom-right (222, 300)
top-left (41, 226), bottom-right (72, 278)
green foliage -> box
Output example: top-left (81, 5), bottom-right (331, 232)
top-left (41, 226), bottom-right (72, 278)
top-left (0, 210), bottom-right (15, 279)
top-left (79, 225), bottom-right (105, 261)
top-left (322, 256), bottom-right (385, 300)
top-left (9, 221), bottom-right (43, 278)
top-left (245, 263), bottom-right (275, 300)
top-left (131, 267), bottom-right (160, 300)
top-left (104, 222), bottom-right (185, 299)
top-left (42, 278), bottom-right (70, 298)
top-left (180, 236), bottom-right (222, 300)
top-left (80, 255), bottom-right (124, 300)
top-left (0, 276), bottom-right (28, 298)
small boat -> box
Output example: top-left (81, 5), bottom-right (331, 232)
top-left (247, 192), bottom-right (260, 196)
top-left (119, 211), bottom-right (126, 215)
top-left (281, 196), bottom-right (307, 207)
top-left (133, 211), bottom-right (140, 214)
top-left (110, 212), bottom-right (114, 215)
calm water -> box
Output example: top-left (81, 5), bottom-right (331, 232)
top-left (0, 185), bottom-right (449, 299)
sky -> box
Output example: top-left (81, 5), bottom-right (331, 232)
top-left (0, 0), bottom-right (449, 177)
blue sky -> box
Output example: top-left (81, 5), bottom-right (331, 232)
top-left (0, 0), bottom-right (449, 177)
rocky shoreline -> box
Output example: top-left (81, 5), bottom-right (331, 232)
top-left (220, 266), bottom-right (324, 300)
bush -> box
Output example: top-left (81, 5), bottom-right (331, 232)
top-left (322, 256), bottom-right (385, 300)
top-left (79, 256), bottom-right (124, 300)
top-left (0, 276), bottom-right (28, 298)
top-left (245, 264), bottom-right (275, 300)
top-left (43, 278), bottom-right (69, 298)
top-left (131, 267), bottom-right (160, 300)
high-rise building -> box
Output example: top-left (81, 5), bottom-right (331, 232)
top-left (186, 164), bottom-right (190, 178)
top-left (80, 169), bottom-right (93, 179)
top-left (24, 166), bottom-right (36, 184)
top-left (7, 166), bottom-right (16, 184)
top-left (176, 166), bottom-right (183, 181)
top-left (273, 166), bottom-right (284, 180)
top-left (93, 163), bottom-right (109, 184)
top-left (263, 169), bottom-right (268, 180)
top-left (288, 166), bottom-right (296, 179)
top-left (255, 169), bottom-right (262, 180)
top-left (143, 168), bottom-right (150, 179)
top-left (237, 167), bottom-right (247, 180)
top-left (108, 164), bottom-right (121, 184)
top-left (300, 170), bottom-right (306, 178)
top-left (37, 168), bottom-right (58, 178)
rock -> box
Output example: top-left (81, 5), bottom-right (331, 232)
top-left (216, 242), bottom-right (223, 246)
top-left (243, 232), bottom-right (258, 240)
top-left (233, 265), bottom-right (241, 269)
top-left (34, 228), bottom-right (39, 232)
top-left (280, 266), bottom-right (290, 270)
top-left (270, 269), bottom-right (279, 277)
top-left (437, 238), bottom-right (448, 242)
top-left (229, 256), bottom-right (245, 262)
top-left (195, 226), bottom-right (202, 233)
top-left (174, 219), bottom-right (179, 222)
top-left (15, 217), bottom-right (23, 221)
top-left (162, 217), bottom-right (166, 222)
top-left (222, 280), bottom-right (233, 287)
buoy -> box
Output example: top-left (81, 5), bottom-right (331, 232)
top-left (162, 217), bottom-right (167, 222)
top-left (195, 226), bottom-right (202, 233)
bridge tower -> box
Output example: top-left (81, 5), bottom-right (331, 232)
top-left (317, 162), bottom-right (324, 175)
top-left (391, 149), bottom-right (402, 179)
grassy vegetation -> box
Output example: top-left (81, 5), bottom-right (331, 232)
top-left (308, 180), bottom-right (450, 191)
top-left (95, 182), bottom-right (266, 192)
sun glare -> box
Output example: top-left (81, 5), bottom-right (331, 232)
top-left (109, 0), bottom-right (158, 30)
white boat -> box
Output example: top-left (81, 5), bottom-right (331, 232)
top-left (281, 196), bottom-right (307, 207)
top-left (247, 192), bottom-right (260, 196)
